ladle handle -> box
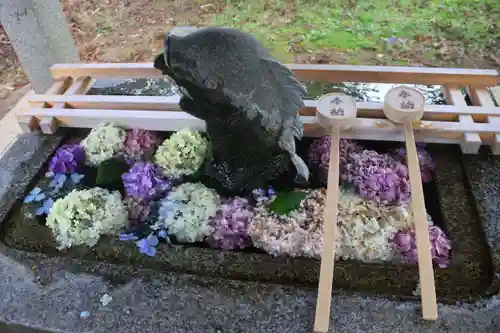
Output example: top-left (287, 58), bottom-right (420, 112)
top-left (403, 119), bottom-right (438, 320)
top-left (314, 125), bottom-right (341, 333)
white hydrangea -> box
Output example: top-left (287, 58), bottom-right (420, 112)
top-left (80, 122), bottom-right (126, 166)
top-left (336, 190), bottom-right (415, 262)
top-left (46, 187), bottom-right (128, 249)
top-left (154, 128), bottom-right (209, 178)
top-left (155, 182), bottom-right (220, 243)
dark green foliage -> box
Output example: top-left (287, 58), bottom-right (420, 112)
top-left (267, 190), bottom-right (306, 215)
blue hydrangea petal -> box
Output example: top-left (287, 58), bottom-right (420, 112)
top-left (34, 193), bottom-right (46, 202)
top-left (145, 246), bottom-right (156, 257)
top-left (43, 198), bottom-right (54, 210)
top-left (23, 194), bottom-right (35, 203)
top-left (119, 233), bottom-right (138, 241)
top-left (147, 234), bottom-right (159, 247)
top-left (57, 174), bottom-right (67, 186)
top-left (158, 230), bottom-right (168, 239)
top-left (35, 206), bottom-right (46, 216)
top-left (30, 187), bottom-right (42, 196)
top-left (136, 238), bottom-right (149, 251)
top-left (70, 173), bottom-right (85, 184)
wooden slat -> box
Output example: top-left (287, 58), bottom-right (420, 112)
top-left (443, 86), bottom-right (482, 154)
top-left (39, 77), bottom-right (95, 134)
top-left (16, 78), bottom-right (72, 132)
top-left (466, 87), bottom-right (500, 154)
top-left (50, 63), bottom-right (500, 86)
top-left (28, 94), bottom-right (500, 122)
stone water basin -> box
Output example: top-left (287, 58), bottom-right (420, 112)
top-left (0, 79), bottom-right (495, 304)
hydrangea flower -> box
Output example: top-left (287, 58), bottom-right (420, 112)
top-left (392, 225), bottom-right (452, 268)
top-left (155, 182), bottom-right (220, 243)
top-left (343, 150), bottom-right (411, 204)
top-left (119, 232), bottom-right (139, 241)
top-left (121, 162), bottom-right (172, 200)
top-left (49, 144), bottom-right (85, 174)
top-left (251, 186), bottom-right (277, 203)
top-left (136, 234), bottom-right (159, 257)
top-left (392, 146), bottom-right (436, 183)
top-left (36, 198), bottom-right (54, 216)
top-left (80, 122), bottom-right (126, 166)
top-left (24, 187), bottom-right (46, 203)
top-left (123, 196), bottom-right (152, 224)
top-left (249, 189), bottom-right (325, 258)
top-left (154, 128), bottom-right (209, 178)
top-left (46, 187), bottom-right (128, 249)
top-left (124, 129), bottom-right (159, 162)
top-left (308, 137), bottom-right (361, 183)
top-left (207, 197), bottom-right (254, 250)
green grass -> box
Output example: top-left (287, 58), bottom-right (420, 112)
top-left (212, 0), bottom-right (499, 62)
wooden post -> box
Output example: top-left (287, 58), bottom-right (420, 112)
top-left (384, 86), bottom-right (438, 320)
top-left (313, 93), bottom-right (357, 333)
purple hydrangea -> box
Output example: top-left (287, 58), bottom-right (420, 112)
top-left (123, 196), bottom-right (152, 224)
top-left (207, 197), bottom-right (254, 250)
top-left (343, 150), bottom-right (411, 204)
top-left (48, 144), bottom-right (85, 174)
top-left (392, 225), bottom-right (452, 268)
top-left (392, 146), bottom-right (436, 183)
top-left (308, 136), bottom-right (361, 183)
top-left (124, 129), bottom-right (159, 162)
top-left (122, 162), bottom-right (172, 200)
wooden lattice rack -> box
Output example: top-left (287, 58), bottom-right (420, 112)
top-left (18, 63), bottom-right (500, 153)
top-left (15, 63), bottom-right (500, 332)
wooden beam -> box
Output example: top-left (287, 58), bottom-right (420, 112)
top-left (27, 94), bottom-right (500, 122)
top-left (51, 63), bottom-right (500, 86)
top-left (18, 107), bottom-right (500, 143)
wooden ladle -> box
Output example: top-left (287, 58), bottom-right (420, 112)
top-left (383, 85), bottom-right (438, 320)
top-left (313, 93), bottom-right (357, 333)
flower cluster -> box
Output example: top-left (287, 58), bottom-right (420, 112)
top-left (80, 122), bottom-right (126, 166)
top-left (308, 136), bottom-right (361, 183)
top-left (46, 188), bottom-right (128, 249)
top-left (207, 197), bottom-right (254, 250)
top-left (154, 128), bottom-right (209, 178)
top-left (249, 189), bottom-right (325, 258)
top-left (336, 189), bottom-right (415, 262)
top-left (124, 129), bottom-right (159, 162)
top-left (49, 144), bottom-right (85, 174)
top-left (343, 149), bottom-right (411, 204)
top-left (392, 225), bottom-right (452, 268)
top-left (155, 182), bottom-right (220, 243)
top-left (123, 196), bottom-right (152, 225)
top-left (392, 146), bottom-right (436, 183)
top-left (122, 162), bottom-right (172, 200)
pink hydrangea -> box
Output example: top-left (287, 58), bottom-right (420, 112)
top-left (207, 197), bottom-right (254, 250)
top-left (392, 225), bottom-right (452, 268)
top-left (124, 196), bottom-right (152, 225)
top-left (308, 136), bottom-right (361, 183)
top-left (392, 146), bottom-right (436, 183)
top-left (343, 150), bottom-right (411, 204)
top-left (124, 129), bottom-right (159, 162)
